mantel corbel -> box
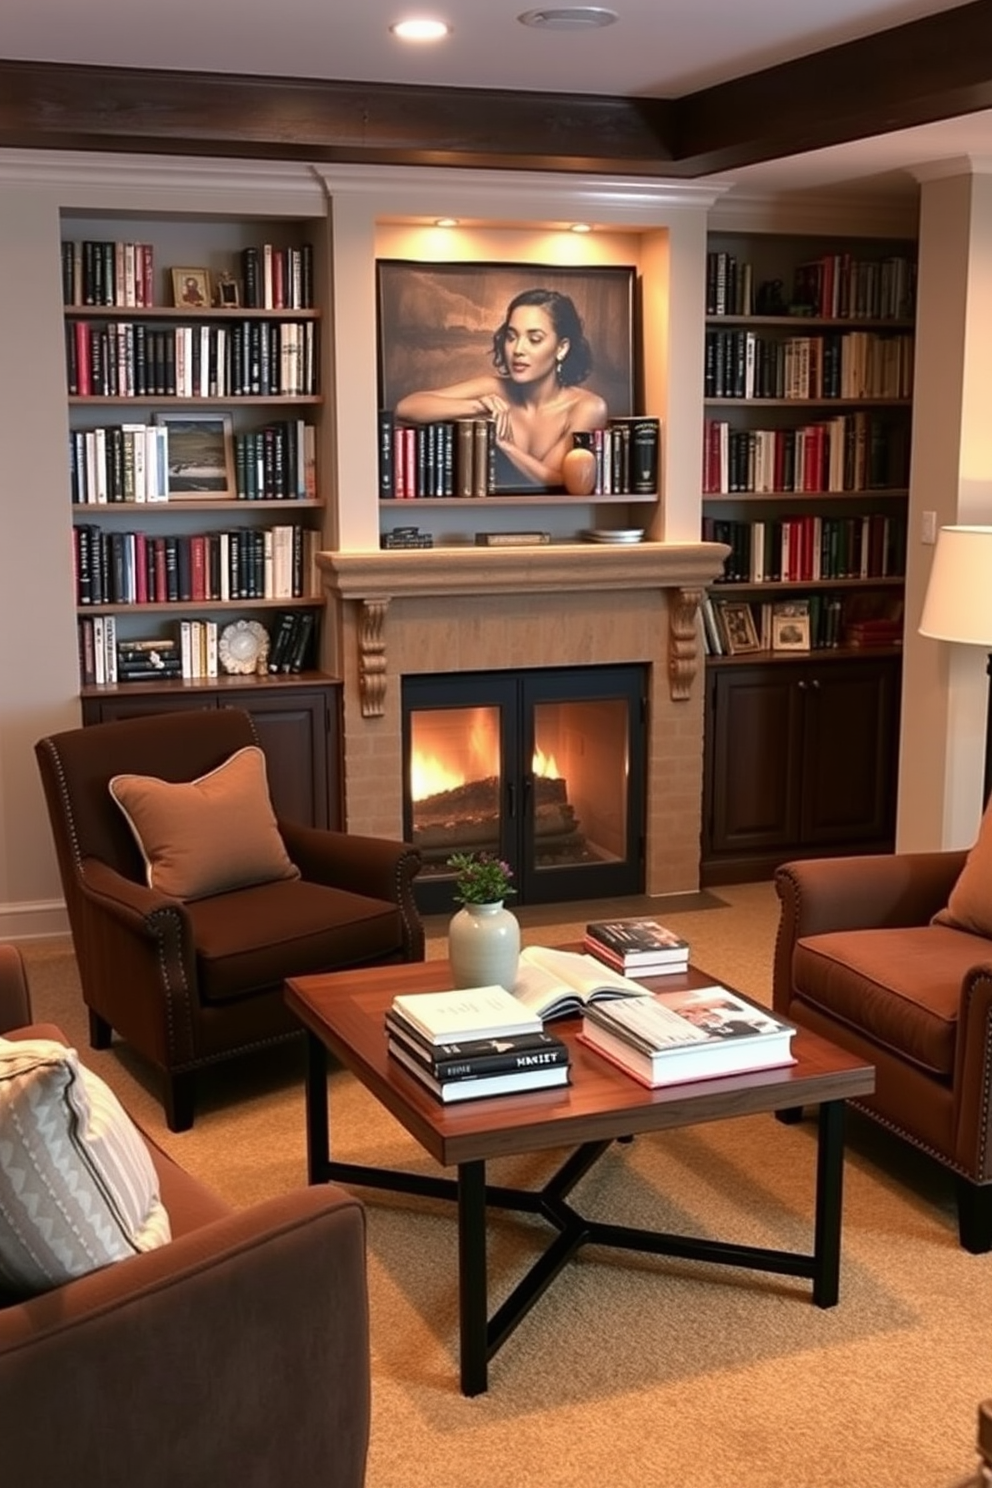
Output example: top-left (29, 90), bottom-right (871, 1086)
top-left (358, 596), bottom-right (390, 718)
top-left (668, 586), bottom-right (705, 701)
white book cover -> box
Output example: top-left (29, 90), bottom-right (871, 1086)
top-left (391, 985), bottom-right (543, 1045)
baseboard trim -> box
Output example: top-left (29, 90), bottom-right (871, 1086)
top-left (0, 900), bottom-right (70, 941)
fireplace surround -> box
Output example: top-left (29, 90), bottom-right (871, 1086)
top-left (317, 542), bottom-right (727, 900)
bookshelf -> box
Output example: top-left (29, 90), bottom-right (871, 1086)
top-left (700, 230), bottom-right (916, 883)
top-left (62, 213), bottom-right (329, 693)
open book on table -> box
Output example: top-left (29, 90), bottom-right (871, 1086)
top-left (510, 945), bottom-right (651, 1022)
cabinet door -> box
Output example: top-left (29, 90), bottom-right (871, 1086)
top-left (705, 666), bottom-right (804, 856)
top-left (225, 689), bottom-right (334, 830)
top-left (800, 658), bottom-right (900, 845)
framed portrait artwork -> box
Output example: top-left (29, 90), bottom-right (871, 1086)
top-left (153, 412), bottom-right (236, 499)
top-left (171, 267), bottom-right (211, 309)
top-left (376, 259), bottom-right (637, 494)
top-left (718, 601), bottom-right (761, 655)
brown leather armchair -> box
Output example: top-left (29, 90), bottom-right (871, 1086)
top-left (36, 707), bottom-right (424, 1131)
top-left (0, 943), bottom-right (370, 1488)
top-left (774, 850), bottom-right (992, 1253)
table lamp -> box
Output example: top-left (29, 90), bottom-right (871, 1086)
top-left (918, 524), bottom-right (992, 807)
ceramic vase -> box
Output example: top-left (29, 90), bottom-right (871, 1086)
top-left (561, 446), bottom-right (598, 495)
top-left (448, 901), bottom-right (521, 992)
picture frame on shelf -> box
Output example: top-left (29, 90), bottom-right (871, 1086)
top-left (771, 600), bottom-right (812, 652)
top-left (171, 267), bottom-right (211, 308)
top-left (376, 259), bottom-right (636, 494)
top-left (153, 411), bottom-right (236, 499)
top-left (215, 271), bottom-right (240, 308)
top-left (718, 600), bottom-right (761, 655)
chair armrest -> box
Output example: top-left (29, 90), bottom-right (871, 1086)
top-left (773, 851), bottom-right (968, 1017)
top-left (953, 966), bottom-right (992, 1180)
top-left (0, 1185), bottom-right (370, 1488)
top-left (280, 821), bottom-right (425, 960)
top-left (0, 945), bottom-right (32, 1031)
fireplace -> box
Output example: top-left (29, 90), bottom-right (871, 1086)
top-left (316, 543), bottom-right (727, 904)
top-left (403, 666), bottom-right (646, 912)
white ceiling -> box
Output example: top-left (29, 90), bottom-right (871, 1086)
top-left (5, 0), bottom-right (992, 197)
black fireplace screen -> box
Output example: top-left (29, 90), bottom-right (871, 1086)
top-left (403, 666), bottom-right (646, 911)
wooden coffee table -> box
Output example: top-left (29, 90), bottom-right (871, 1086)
top-left (284, 959), bottom-right (874, 1395)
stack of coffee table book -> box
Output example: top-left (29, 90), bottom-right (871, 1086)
top-left (385, 984), bottom-right (571, 1103)
top-left (583, 917), bottom-right (690, 975)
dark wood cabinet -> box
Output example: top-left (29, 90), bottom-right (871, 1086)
top-left (701, 653), bottom-right (901, 885)
top-left (81, 676), bottom-right (343, 830)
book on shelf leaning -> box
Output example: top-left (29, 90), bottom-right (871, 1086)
top-left (579, 984), bottom-right (796, 1089)
top-left (583, 918), bottom-right (690, 973)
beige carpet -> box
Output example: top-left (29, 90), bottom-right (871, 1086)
top-left (16, 883), bottom-right (989, 1488)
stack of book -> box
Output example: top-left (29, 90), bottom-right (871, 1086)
top-left (583, 918), bottom-right (690, 976)
top-left (579, 984), bottom-right (796, 1089)
top-left (385, 984), bottom-right (570, 1103)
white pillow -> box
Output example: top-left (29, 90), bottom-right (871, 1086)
top-left (0, 1037), bottom-right (171, 1294)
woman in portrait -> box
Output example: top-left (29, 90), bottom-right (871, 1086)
top-left (394, 287), bottom-right (608, 490)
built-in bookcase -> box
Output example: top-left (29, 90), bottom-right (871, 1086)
top-left (61, 210), bottom-right (330, 694)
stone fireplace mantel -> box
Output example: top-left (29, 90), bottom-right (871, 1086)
top-left (317, 540), bottom-right (729, 897)
top-left (318, 541), bottom-right (728, 717)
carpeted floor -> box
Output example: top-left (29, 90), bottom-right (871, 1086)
top-left (15, 882), bottom-right (989, 1488)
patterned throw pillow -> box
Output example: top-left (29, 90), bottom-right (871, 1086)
top-left (0, 1038), bottom-right (171, 1294)
top-left (109, 744), bottom-right (300, 901)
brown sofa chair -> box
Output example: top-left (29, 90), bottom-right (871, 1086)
top-left (774, 850), bottom-right (992, 1253)
top-left (36, 707), bottom-right (424, 1130)
top-left (0, 944), bottom-right (370, 1488)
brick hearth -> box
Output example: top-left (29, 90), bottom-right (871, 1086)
top-left (318, 542), bottom-right (726, 897)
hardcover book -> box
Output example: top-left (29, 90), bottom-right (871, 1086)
top-left (386, 1039), bottom-right (570, 1103)
top-left (383, 1014), bottom-right (569, 1081)
top-left (509, 946), bottom-right (651, 1023)
top-left (579, 985), bottom-right (796, 1088)
top-left (389, 984), bottom-right (543, 1045)
top-left (584, 918), bottom-right (690, 970)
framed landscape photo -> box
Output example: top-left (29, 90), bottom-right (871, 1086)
top-left (153, 412), bottom-right (236, 499)
top-left (771, 600), bottom-right (812, 652)
top-left (718, 600), bottom-right (761, 655)
top-left (171, 267), bottom-right (211, 308)
top-left (376, 259), bottom-right (636, 494)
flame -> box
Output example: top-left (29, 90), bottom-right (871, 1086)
top-left (410, 751), bottom-right (465, 801)
top-left (533, 746), bottom-right (560, 779)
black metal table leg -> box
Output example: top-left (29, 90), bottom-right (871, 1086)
top-left (812, 1099), bottom-right (845, 1307)
top-left (458, 1159), bottom-right (488, 1396)
top-left (304, 1031), bottom-right (330, 1186)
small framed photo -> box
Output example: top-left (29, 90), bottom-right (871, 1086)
top-left (153, 411), bottom-right (236, 499)
top-left (772, 601), bottom-right (811, 652)
top-left (171, 267), bottom-right (211, 308)
top-left (718, 601), bottom-right (761, 655)
top-left (215, 271), bottom-right (240, 308)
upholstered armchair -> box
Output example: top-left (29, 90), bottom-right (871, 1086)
top-left (36, 707), bottom-right (424, 1131)
top-left (774, 847), bottom-right (992, 1252)
top-left (0, 943), bottom-right (370, 1488)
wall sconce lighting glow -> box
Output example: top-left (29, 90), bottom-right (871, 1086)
top-left (570, 223), bottom-right (592, 233)
top-left (435, 217), bottom-right (459, 227)
top-left (390, 18), bottom-right (451, 41)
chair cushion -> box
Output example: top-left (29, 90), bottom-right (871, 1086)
top-left (186, 878), bottom-right (408, 1004)
top-left (0, 1037), bottom-right (171, 1295)
top-left (792, 923), bottom-right (992, 1077)
top-left (933, 798), bottom-right (992, 936)
top-left (109, 745), bottom-right (300, 901)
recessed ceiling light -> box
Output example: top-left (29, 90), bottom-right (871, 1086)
top-left (570, 222), bottom-right (592, 233)
top-left (518, 7), bottom-right (618, 29)
top-left (390, 18), bottom-right (450, 42)
top-left (435, 217), bottom-right (459, 227)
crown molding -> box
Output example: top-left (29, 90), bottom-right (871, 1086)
top-left (707, 184), bottom-right (920, 238)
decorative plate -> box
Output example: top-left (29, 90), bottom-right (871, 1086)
top-left (219, 619), bottom-right (270, 675)
top-left (582, 528), bottom-right (646, 543)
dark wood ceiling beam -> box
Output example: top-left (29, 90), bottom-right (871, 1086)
top-left (673, 0), bottom-right (992, 173)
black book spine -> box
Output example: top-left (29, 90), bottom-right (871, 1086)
top-left (378, 410), bottom-right (395, 498)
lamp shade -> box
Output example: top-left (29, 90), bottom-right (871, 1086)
top-left (919, 525), bottom-right (992, 646)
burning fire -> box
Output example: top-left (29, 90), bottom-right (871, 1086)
top-left (410, 752), bottom-right (464, 801)
top-left (533, 747), bottom-right (561, 779)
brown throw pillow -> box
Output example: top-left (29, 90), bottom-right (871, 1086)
top-left (109, 745), bottom-right (300, 901)
top-left (933, 801), bottom-right (992, 936)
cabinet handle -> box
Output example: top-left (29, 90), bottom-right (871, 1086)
top-left (810, 678), bottom-right (820, 690)
top-left (797, 679), bottom-right (807, 691)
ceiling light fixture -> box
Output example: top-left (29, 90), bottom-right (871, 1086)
top-left (390, 18), bottom-right (451, 42)
top-left (570, 222), bottom-right (592, 233)
top-left (518, 7), bottom-right (618, 30)
top-left (434, 217), bottom-right (459, 227)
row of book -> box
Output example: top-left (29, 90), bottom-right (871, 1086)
top-left (701, 593), bottom-right (904, 656)
top-left (73, 524), bottom-right (321, 606)
top-left (702, 413), bottom-right (909, 495)
top-left (704, 328), bottom-right (914, 401)
top-left (377, 412), bottom-right (660, 499)
top-left (78, 609), bottom-right (318, 688)
top-left (61, 240), bottom-right (315, 311)
top-left (705, 250), bottom-right (915, 321)
top-left (68, 419), bottom-right (316, 505)
top-left (704, 512), bottom-right (907, 584)
top-left (65, 319), bottom-right (318, 399)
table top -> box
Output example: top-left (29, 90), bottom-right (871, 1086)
top-left (284, 957), bottom-right (875, 1168)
